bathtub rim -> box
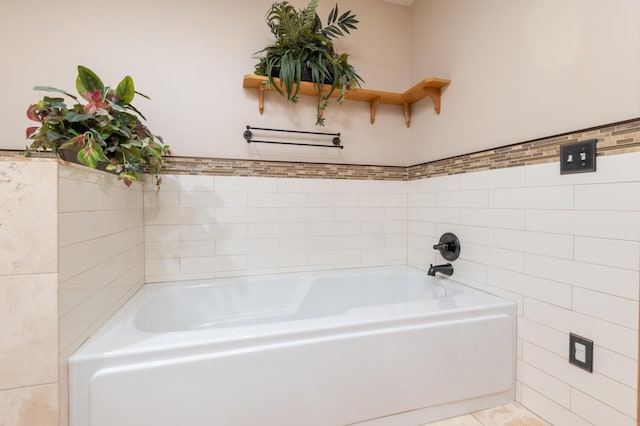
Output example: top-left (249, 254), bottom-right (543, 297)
top-left (69, 265), bottom-right (516, 363)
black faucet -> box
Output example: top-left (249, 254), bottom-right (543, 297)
top-left (428, 263), bottom-right (453, 277)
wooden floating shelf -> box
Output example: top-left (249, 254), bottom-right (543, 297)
top-left (242, 74), bottom-right (450, 128)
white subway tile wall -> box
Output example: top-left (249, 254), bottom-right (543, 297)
top-left (58, 164), bottom-right (145, 426)
top-left (144, 176), bottom-right (408, 282)
top-left (409, 152), bottom-right (640, 425)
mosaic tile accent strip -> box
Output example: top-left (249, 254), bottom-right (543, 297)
top-left (407, 118), bottom-right (640, 180)
top-left (159, 156), bottom-right (407, 181)
top-left (5, 117), bottom-right (639, 180)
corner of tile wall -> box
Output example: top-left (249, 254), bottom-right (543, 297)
top-left (57, 163), bottom-right (145, 426)
top-left (407, 151), bottom-right (640, 425)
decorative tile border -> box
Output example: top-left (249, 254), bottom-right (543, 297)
top-left (159, 156), bottom-right (407, 181)
top-left (5, 117), bottom-right (639, 181)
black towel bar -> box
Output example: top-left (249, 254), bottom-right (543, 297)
top-left (243, 126), bottom-right (343, 149)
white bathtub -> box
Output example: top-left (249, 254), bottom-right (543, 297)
top-left (70, 266), bottom-right (516, 426)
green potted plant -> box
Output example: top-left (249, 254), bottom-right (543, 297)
top-left (25, 65), bottom-right (170, 187)
top-left (254, 0), bottom-right (364, 126)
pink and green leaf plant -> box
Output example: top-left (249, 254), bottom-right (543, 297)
top-left (25, 65), bottom-right (170, 187)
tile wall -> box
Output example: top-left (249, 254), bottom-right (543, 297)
top-left (144, 175), bottom-right (408, 283)
top-left (408, 153), bottom-right (640, 425)
top-left (0, 159), bottom-right (59, 425)
top-left (57, 164), bottom-right (144, 426)
top-left (1, 117), bottom-right (638, 425)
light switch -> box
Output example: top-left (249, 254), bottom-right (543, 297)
top-left (569, 333), bottom-right (593, 373)
top-left (574, 342), bottom-right (586, 363)
top-left (560, 139), bottom-right (597, 175)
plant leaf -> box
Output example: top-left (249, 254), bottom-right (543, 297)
top-left (25, 127), bottom-right (39, 139)
top-left (107, 100), bottom-right (128, 113)
top-left (65, 111), bottom-right (92, 123)
top-left (76, 66), bottom-right (104, 100)
top-left (328, 4), bottom-right (338, 24)
top-left (115, 76), bottom-right (135, 105)
top-left (33, 86), bottom-right (79, 101)
top-left (76, 139), bottom-right (107, 168)
top-left (126, 103), bottom-right (147, 120)
top-left (26, 104), bottom-right (39, 121)
top-left (134, 90), bottom-right (151, 100)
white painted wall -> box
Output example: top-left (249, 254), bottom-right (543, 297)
top-left (0, 0), bottom-right (410, 165)
top-left (409, 0), bottom-right (640, 163)
top-left (4, 1), bottom-right (638, 166)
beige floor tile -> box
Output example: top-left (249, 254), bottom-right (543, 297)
top-left (472, 402), bottom-right (549, 426)
top-left (425, 414), bottom-right (483, 426)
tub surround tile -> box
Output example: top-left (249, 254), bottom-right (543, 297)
top-left (520, 385), bottom-right (591, 426)
top-left (573, 236), bottom-right (639, 270)
top-left (488, 229), bottom-right (574, 260)
top-left (154, 174), bottom-right (215, 192)
top-left (435, 190), bottom-right (488, 208)
top-left (516, 360), bottom-right (571, 409)
top-left (592, 345), bottom-right (638, 390)
top-left (488, 268), bottom-right (572, 309)
top-left (517, 317), bottom-right (566, 358)
top-left (360, 193), bottom-right (407, 207)
top-left (459, 167), bottom-right (526, 190)
top-left (408, 149), bottom-right (640, 425)
top-left (59, 279), bottom-right (141, 351)
top-left (0, 161), bottom-right (57, 276)
top-left (4, 117), bottom-right (639, 426)
top-left (570, 388), bottom-right (636, 426)
top-left (0, 383), bottom-right (58, 426)
top-left (58, 381), bottom-right (68, 426)
top-left (524, 254), bottom-right (639, 301)
top-left (522, 341), bottom-right (636, 418)
top-left (0, 274), bottom-right (58, 390)
top-left (488, 186), bottom-right (574, 210)
top-left (409, 207), bottom-right (460, 224)
top-left (57, 164), bottom-right (145, 426)
top-left (574, 181), bottom-right (640, 211)
top-left (408, 192), bottom-right (438, 207)
top-left (144, 207), bottom-right (215, 225)
top-left (524, 298), bottom-right (637, 360)
top-left (526, 209), bottom-right (640, 241)
top-left (459, 208), bottom-right (526, 230)
top-left (571, 287), bottom-right (638, 329)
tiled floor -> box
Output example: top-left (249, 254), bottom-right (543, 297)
top-left (424, 402), bottom-right (549, 426)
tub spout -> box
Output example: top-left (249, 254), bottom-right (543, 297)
top-left (428, 263), bottom-right (453, 277)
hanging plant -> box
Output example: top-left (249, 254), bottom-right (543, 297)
top-left (254, 0), bottom-right (364, 126)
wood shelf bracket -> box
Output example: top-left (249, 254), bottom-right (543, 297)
top-left (403, 102), bottom-right (411, 128)
top-left (369, 97), bottom-right (381, 125)
top-left (423, 86), bottom-right (442, 115)
top-left (258, 85), bottom-right (265, 115)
